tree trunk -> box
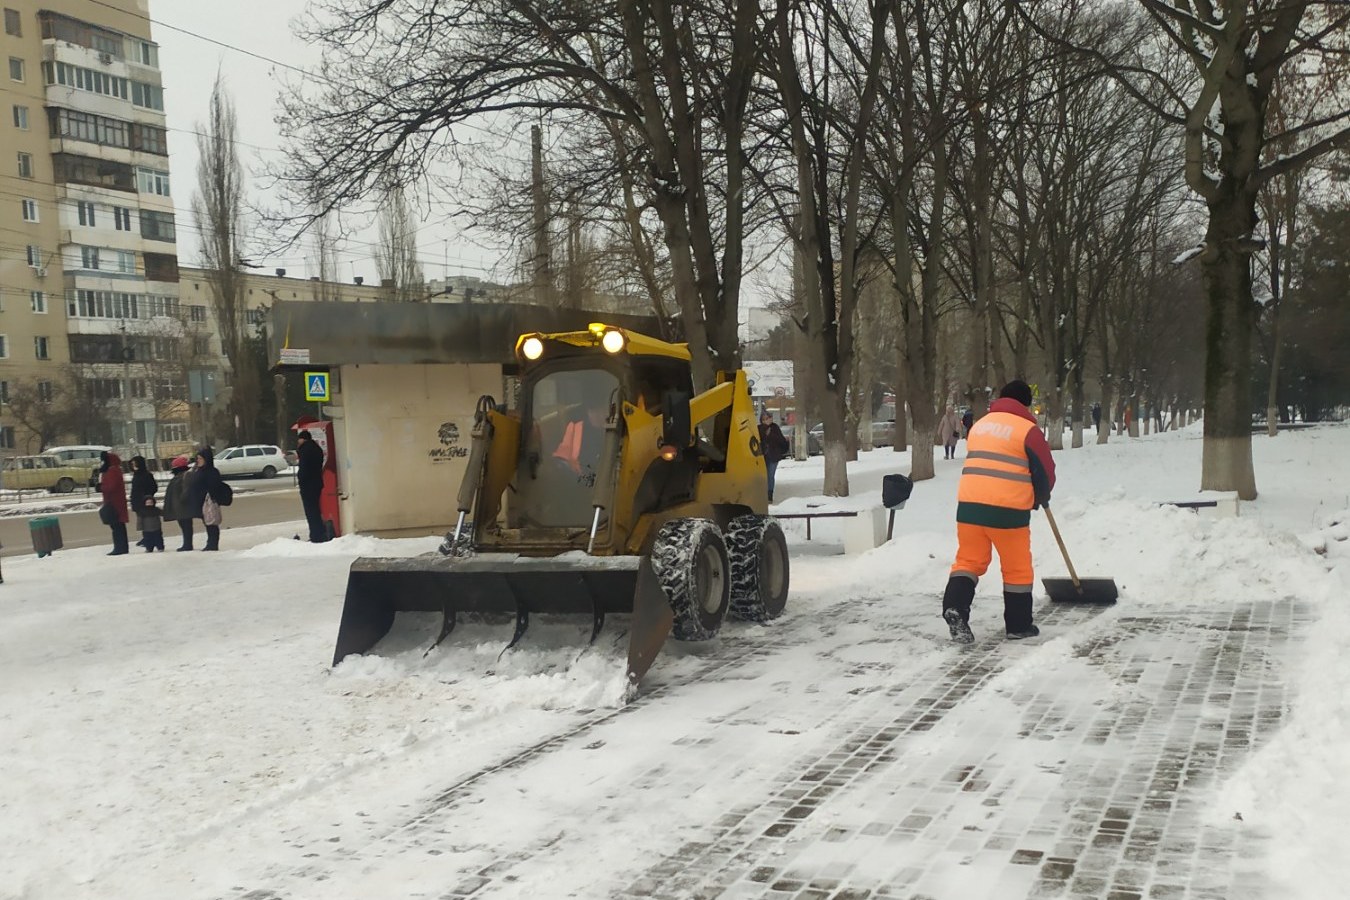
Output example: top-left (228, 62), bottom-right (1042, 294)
top-left (1199, 236), bottom-right (1258, 499)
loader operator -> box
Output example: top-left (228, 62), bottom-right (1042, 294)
top-left (940, 380), bottom-right (1055, 644)
top-left (553, 398), bottom-right (609, 487)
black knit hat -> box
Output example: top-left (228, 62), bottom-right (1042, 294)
top-left (1000, 380), bottom-right (1034, 407)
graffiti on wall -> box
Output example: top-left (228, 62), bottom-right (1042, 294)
top-left (429, 421), bottom-right (470, 463)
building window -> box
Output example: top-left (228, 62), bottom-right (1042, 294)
top-left (145, 294), bottom-right (179, 318)
top-left (151, 338), bottom-right (179, 361)
top-left (4, 9), bottom-right (20, 36)
top-left (136, 167), bottom-right (170, 196)
top-left (0, 426), bottom-right (14, 450)
top-left (77, 200), bottom-right (96, 226)
top-left (17, 151), bottom-right (31, 178)
top-left (25, 244), bottom-right (41, 267)
top-left (113, 206), bottom-right (131, 230)
top-left (0, 380), bottom-right (8, 403)
top-left (8, 56), bottom-right (23, 82)
top-left (159, 423), bottom-right (188, 443)
top-left (44, 61), bottom-right (127, 99)
top-left (193, 336), bottom-right (211, 356)
top-left (0, 335), bottom-right (8, 359)
top-left (135, 41), bottom-right (158, 68)
top-left (115, 250), bottom-right (136, 274)
top-left (143, 253), bottom-right (178, 282)
top-left (37, 381), bottom-right (53, 403)
top-left (130, 378), bottom-right (147, 399)
top-left (21, 198), bottom-right (37, 222)
top-left (12, 104), bottom-right (27, 129)
top-left (187, 304), bottom-right (207, 323)
top-left (53, 153), bottom-right (135, 192)
top-left (80, 246), bottom-right (100, 270)
top-left (30, 290), bottom-right (45, 313)
top-left (131, 81), bottom-right (164, 111)
top-left (34, 336), bottom-right (50, 360)
top-left (139, 210), bottom-right (175, 242)
top-left (130, 122), bottom-right (167, 155)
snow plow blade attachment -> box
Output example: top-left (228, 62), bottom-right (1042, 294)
top-left (332, 555), bottom-right (673, 683)
top-left (1042, 577), bottom-right (1119, 604)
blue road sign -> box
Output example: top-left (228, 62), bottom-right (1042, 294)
top-left (305, 371), bottom-right (330, 402)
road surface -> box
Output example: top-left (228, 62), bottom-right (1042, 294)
top-left (0, 480), bottom-right (304, 558)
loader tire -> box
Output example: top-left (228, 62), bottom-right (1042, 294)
top-left (652, 518), bottom-right (729, 642)
top-left (726, 515), bottom-right (789, 622)
top-left (437, 520), bottom-right (474, 558)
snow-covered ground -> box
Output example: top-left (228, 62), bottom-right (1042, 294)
top-left (1, 423), bottom-right (1346, 899)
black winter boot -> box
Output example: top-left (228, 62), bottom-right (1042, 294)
top-left (942, 576), bottom-right (977, 644)
top-left (1004, 591), bottom-right (1039, 639)
top-left (203, 525), bottom-right (220, 551)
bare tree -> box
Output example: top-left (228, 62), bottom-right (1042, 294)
top-left (193, 74), bottom-right (260, 444)
top-left (375, 180), bottom-right (426, 302)
top-left (313, 208), bottom-right (341, 301)
top-left (1024, 1), bottom-right (1350, 498)
top-left (279, 0), bottom-right (769, 387)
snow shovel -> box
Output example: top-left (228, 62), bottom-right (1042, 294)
top-left (1041, 506), bottom-right (1118, 604)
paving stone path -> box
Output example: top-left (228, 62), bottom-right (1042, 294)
top-left (615, 598), bottom-right (1307, 900)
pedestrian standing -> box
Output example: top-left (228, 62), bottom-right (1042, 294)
top-left (937, 405), bottom-right (962, 460)
top-left (961, 408), bottom-right (974, 437)
top-left (129, 455), bottom-right (157, 547)
top-left (140, 496), bottom-right (165, 552)
top-left (757, 412), bottom-right (790, 504)
top-left (940, 380), bottom-right (1056, 643)
top-left (188, 448), bottom-right (225, 551)
top-left (295, 430), bottom-right (329, 542)
top-left (161, 455), bottom-right (194, 551)
top-left (97, 450), bottom-right (130, 556)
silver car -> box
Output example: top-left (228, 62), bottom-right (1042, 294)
top-left (214, 444), bottom-right (288, 479)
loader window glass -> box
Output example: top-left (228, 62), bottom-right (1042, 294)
top-left (516, 368), bottom-right (619, 527)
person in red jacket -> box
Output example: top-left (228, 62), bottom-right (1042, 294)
top-left (942, 380), bottom-right (1056, 642)
top-left (97, 450), bottom-right (130, 556)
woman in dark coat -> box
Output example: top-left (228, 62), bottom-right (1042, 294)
top-left (187, 447), bottom-right (225, 551)
top-left (161, 455), bottom-right (194, 551)
top-left (129, 455), bottom-right (157, 546)
top-left (98, 450), bottom-right (130, 555)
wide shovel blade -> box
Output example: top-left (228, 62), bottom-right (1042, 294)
top-left (1043, 577), bottom-right (1118, 604)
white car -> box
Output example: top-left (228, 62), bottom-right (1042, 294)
top-left (214, 444), bottom-right (288, 479)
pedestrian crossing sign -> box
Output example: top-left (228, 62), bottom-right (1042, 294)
top-left (304, 371), bottom-right (330, 402)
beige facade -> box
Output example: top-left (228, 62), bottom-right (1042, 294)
top-left (0, 0), bottom-right (184, 455)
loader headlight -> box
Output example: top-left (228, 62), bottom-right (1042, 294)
top-left (522, 336), bottom-right (544, 360)
top-left (601, 329), bottom-right (626, 354)
top-left (659, 443), bottom-right (679, 461)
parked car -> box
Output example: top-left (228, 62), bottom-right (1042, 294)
top-left (214, 444), bottom-right (288, 479)
top-left (1, 454), bottom-right (93, 493)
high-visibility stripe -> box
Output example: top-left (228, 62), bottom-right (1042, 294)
top-left (966, 450), bottom-right (1030, 469)
top-left (1004, 583), bottom-right (1034, 593)
top-left (961, 466), bottom-right (1032, 483)
top-left (958, 411), bottom-right (1037, 511)
top-left (952, 570), bottom-right (980, 582)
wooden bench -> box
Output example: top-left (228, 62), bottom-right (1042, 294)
top-left (773, 510), bottom-right (858, 541)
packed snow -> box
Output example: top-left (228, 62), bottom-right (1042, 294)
top-left (1, 421), bottom-right (1346, 899)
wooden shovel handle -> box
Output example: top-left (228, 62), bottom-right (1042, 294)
top-left (1042, 506), bottom-right (1082, 589)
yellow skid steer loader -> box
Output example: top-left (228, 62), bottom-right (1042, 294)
top-left (332, 323), bottom-right (790, 684)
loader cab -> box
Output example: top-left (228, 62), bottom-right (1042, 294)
top-left (516, 365), bottom-right (622, 528)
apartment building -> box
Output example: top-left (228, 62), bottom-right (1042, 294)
top-left (0, 0), bottom-right (192, 456)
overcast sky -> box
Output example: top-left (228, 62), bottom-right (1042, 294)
top-left (152, 0), bottom-right (508, 284)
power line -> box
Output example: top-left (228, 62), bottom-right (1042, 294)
top-left (83, 0), bottom-right (314, 80)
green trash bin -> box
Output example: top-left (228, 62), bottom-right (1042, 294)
top-left (30, 517), bottom-right (63, 558)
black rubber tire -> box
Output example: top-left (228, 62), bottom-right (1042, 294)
top-left (55, 477), bottom-right (76, 494)
top-left (726, 515), bottom-right (790, 622)
top-left (652, 518), bottom-right (730, 641)
top-left (260, 465), bottom-right (277, 479)
top-left (438, 520), bottom-right (475, 558)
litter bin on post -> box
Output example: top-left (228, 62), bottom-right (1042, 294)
top-left (30, 516), bottom-right (63, 558)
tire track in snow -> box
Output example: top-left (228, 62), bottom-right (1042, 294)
top-left (218, 597), bottom-right (1108, 898)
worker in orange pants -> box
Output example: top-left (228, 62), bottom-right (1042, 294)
top-left (942, 380), bottom-right (1056, 642)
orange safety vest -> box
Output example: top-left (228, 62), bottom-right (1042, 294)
top-left (553, 420), bottom-right (584, 474)
top-left (958, 411), bottom-right (1036, 511)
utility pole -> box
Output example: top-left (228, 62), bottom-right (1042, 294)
top-left (120, 320), bottom-right (136, 453)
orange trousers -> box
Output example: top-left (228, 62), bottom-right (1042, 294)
top-left (950, 523), bottom-right (1034, 592)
